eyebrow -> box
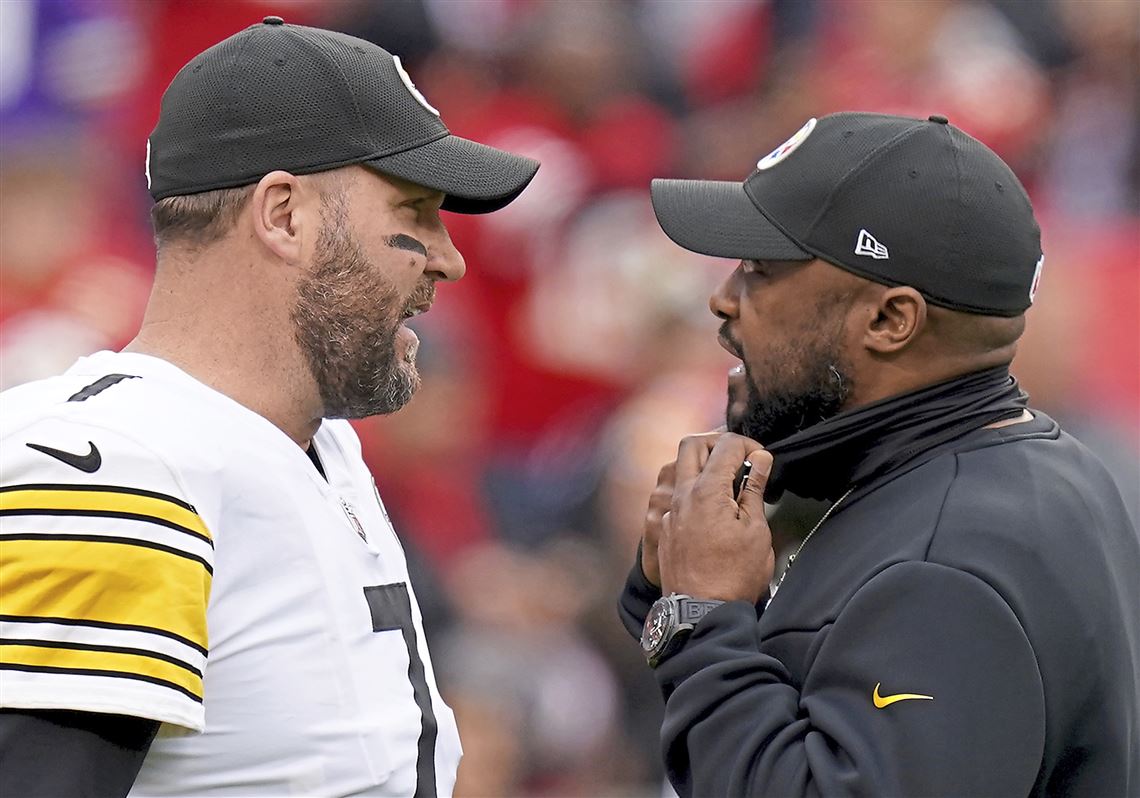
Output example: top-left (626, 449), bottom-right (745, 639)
top-left (385, 233), bottom-right (427, 257)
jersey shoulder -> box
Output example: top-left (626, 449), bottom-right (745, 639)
top-left (0, 369), bottom-right (213, 731)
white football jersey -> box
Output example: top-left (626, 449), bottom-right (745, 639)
top-left (0, 351), bottom-right (461, 796)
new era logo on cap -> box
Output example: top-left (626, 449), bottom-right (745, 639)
top-left (855, 229), bottom-right (889, 260)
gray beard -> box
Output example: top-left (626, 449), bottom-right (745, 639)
top-left (291, 209), bottom-right (419, 419)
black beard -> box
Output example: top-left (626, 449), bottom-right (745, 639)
top-left (726, 326), bottom-right (854, 446)
top-left (292, 205), bottom-right (419, 419)
top-left (730, 362), bottom-right (853, 445)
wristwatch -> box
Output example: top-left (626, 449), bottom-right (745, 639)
top-left (641, 593), bottom-right (725, 668)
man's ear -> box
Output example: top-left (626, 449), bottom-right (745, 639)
top-left (863, 286), bottom-right (927, 354)
top-left (249, 170), bottom-right (317, 263)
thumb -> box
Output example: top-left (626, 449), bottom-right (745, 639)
top-left (738, 449), bottom-right (773, 518)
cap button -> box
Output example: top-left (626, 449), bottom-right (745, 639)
top-left (263, 15), bottom-right (285, 25)
top-left (928, 114), bottom-right (949, 124)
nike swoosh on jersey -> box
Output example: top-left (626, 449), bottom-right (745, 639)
top-left (26, 442), bottom-right (102, 473)
top-left (873, 682), bottom-right (934, 708)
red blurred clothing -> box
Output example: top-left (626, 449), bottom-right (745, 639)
top-left (430, 80), bottom-right (677, 446)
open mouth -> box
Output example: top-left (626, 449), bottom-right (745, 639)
top-left (401, 283), bottom-right (436, 322)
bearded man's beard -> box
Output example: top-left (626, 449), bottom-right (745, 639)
top-left (292, 207), bottom-right (420, 419)
top-left (727, 316), bottom-right (855, 446)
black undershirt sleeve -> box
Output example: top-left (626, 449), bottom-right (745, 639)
top-left (0, 709), bottom-right (160, 798)
top-left (617, 543), bottom-right (663, 640)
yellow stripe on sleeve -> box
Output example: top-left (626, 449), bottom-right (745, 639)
top-left (0, 538), bottom-right (211, 650)
top-left (0, 487), bottom-right (210, 542)
top-left (0, 643), bottom-right (203, 700)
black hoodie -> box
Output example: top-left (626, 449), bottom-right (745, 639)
top-left (619, 412), bottom-right (1140, 797)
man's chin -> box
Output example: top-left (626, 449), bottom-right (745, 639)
top-left (738, 400), bottom-right (817, 446)
top-left (325, 371), bottom-right (420, 420)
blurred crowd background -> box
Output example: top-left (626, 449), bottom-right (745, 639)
top-left (2, 0), bottom-right (1137, 795)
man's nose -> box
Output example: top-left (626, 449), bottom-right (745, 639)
top-left (426, 219), bottom-right (465, 282)
top-left (709, 265), bottom-right (743, 320)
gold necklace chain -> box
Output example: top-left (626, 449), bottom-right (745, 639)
top-left (766, 487), bottom-right (855, 608)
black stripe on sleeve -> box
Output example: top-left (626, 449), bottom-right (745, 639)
top-left (0, 616), bottom-right (207, 657)
top-left (0, 508), bottom-right (212, 547)
top-left (0, 639), bottom-right (202, 678)
top-left (0, 483), bottom-right (198, 513)
top-left (0, 534), bottom-right (213, 575)
top-left (0, 663), bottom-right (203, 703)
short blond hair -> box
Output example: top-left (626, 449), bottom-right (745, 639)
top-left (150, 171), bottom-right (355, 253)
top-left (150, 184), bottom-right (255, 251)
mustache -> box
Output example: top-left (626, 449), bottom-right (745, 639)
top-left (718, 321), bottom-right (743, 357)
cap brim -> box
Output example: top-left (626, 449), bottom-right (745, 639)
top-left (365, 134), bottom-right (540, 215)
top-left (650, 178), bottom-right (811, 261)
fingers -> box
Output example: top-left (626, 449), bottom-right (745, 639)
top-left (641, 460), bottom-right (677, 588)
top-left (673, 432), bottom-right (724, 486)
top-left (700, 433), bottom-right (766, 486)
top-left (646, 461), bottom-right (676, 522)
top-left (736, 449), bottom-right (773, 520)
top-left (692, 434), bottom-right (772, 517)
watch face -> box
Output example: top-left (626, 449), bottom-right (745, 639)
top-left (641, 597), bottom-right (675, 658)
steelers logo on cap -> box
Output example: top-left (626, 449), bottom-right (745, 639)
top-left (756, 118), bottom-right (816, 171)
top-left (393, 55), bottom-right (440, 117)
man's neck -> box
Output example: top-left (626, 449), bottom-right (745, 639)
top-left (133, 251), bottom-right (324, 448)
top-left (125, 328), bottom-right (322, 449)
top-left (985, 408), bottom-right (1033, 429)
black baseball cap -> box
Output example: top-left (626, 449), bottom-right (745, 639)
top-left (147, 16), bottom-right (539, 214)
top-left (651, 112), bottom-right (1044, 316)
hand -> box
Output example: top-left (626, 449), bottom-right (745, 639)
top-left (659, 433), bottom-right (774, 603)
top-left (639, 461), bottom-right (672, 587)
top-left (640, 432), bottom-right (722, 587)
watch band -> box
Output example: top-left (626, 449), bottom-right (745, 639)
top-left (642, 594), bottom-right (726, 668)
top-left (677, 598), bottom-right (725, 626)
